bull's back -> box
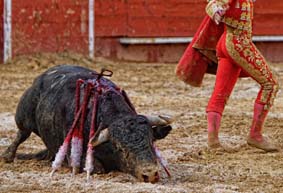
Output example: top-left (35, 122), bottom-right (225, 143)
top-left (38, 65), bottom-right (102, 153)
top-left (16, 65), bottom-right (107, 154)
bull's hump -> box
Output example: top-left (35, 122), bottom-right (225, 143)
top-left (43, 65), bottom-right (117, 89)
top-left (40, 65), bottom-right (94, 90)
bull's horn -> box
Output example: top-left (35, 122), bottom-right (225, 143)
top-left (90, 128), bottom-right (110, 147)
top-left (146, 115), bottom-right (175, 126)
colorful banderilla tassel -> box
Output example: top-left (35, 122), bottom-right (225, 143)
top-left (84, 90), bottom-right (99, 181)
top-left (51, 80), bottom-right (85, 177)
top-left (70, 82), bottom-right (93, 176)
top-left (153, 143), bottom-right (171, 178)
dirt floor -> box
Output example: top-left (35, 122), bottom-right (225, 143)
top-left (0, 53), bottom-right (283, 193)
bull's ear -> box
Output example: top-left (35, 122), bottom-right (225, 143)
top-left (152, 125), bottom-right (172, 140)
top-left (90, 128), bottom-right (110, 147)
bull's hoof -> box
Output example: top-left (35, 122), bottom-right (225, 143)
top-left (247, 137), bottom-right (279, 152)
top-left (34, 149), bottom-right (53, 161)
top-left (0, 152), bottom-right (15, 163)
top-left (15, 149), bottom-right (53, 161)
top-left (92, 159), bottom-right (105, 174)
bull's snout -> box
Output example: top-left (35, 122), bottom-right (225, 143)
top-left (136, 164), bottom-right (160, 183)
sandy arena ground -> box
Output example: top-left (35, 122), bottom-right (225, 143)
top-left (0, 53), bottom-right (283, 193)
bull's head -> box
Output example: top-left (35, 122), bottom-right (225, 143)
top-left (90, 115), bottom-right (173, 183)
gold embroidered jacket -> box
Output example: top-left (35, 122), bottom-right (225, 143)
top-left (206, 0), bottom-right (254, 32)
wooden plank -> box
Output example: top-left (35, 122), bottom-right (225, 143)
top-left (95, 15), bottom-right (127, 36)
top-left (253, 0), bottom-right (283, 35)
top-left (125, 0), bottom-right (283, 37)
top-left (95, 0), bottom-right (127, 36)
top-left (254, 14), bottom-right (283, 35)
top-left (3, 0), bottom-right (283, 63)
top-left (127, 0), bottom-right (206, 37)
top-left (12, 0), bottom-right (89, 56)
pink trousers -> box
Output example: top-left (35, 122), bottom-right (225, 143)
top-left (207, 28), bottom-right (279, 114)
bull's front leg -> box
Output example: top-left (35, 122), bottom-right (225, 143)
top-left (1, 129), bottom-right (31, 163)
top-left (89, 157), bottom-right (105, 174)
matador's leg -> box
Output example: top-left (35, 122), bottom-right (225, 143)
top-left (206, 34), bottom-right (242, 148)
top-left (225, 28), bottom-right (279, 152)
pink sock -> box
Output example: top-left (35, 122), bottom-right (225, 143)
top-left (207, 112), bottom-right (222, 132)
top-left (249, 103), bottom-right (268, 141)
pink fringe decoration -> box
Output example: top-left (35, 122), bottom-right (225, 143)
top-left (52, 142), bottom-right (69, 170)
top-left (153, 143), bottom-right (171, 177)
top-left (84, 144), bottom-right (94, 174)
top-left (70, 137), bottom-right (83, 168)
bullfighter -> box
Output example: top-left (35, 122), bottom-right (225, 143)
top-left (176, 0), bottom-right (279, 152)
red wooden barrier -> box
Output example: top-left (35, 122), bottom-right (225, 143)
top-left (95, 0), bottom-right (283, 37)
top-left (1, 0), bottom-right (283, 63)
top-left (95, 0), bottom-right (127, 37)
top-left (12, 0), bottom-right (89, 56)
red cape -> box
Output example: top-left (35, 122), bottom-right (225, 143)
top-left (175, 16), bottom-right (246, 87)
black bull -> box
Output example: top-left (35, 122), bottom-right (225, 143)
top-left (1, 65), bottom-right (173, 183)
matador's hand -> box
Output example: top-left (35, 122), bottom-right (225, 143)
top-left (213, 9), bottom-right (225, 25)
